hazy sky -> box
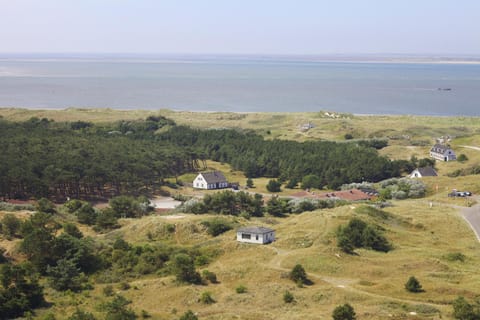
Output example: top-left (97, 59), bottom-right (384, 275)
top-left (1, 0), bottom-right (479, 55)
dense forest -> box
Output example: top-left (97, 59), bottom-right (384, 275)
top-left (0, 116), bottom-right (417, 200)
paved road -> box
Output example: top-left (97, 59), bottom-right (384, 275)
top-left (460, 198), bottom-right (480, 241)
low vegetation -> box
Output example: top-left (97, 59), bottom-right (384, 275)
top-left (336, 218), bottom-right (391, 253)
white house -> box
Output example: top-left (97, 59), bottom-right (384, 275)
top-left (410, 167), bottom-right (438, 178)
top-left (193, 171), bottom-right (228, 190)
top-left (237, 226), bottom-right (275, 244)
top-left (430, 144), bottom-right (456, 162)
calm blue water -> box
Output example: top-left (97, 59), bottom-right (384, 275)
top-left (0, 55), bottom-right (479, 116)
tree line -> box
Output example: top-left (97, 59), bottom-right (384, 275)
top-left (1, 116), bottom-right (425, 201)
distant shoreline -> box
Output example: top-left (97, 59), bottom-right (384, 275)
top-left (1, 106), bottom-right (479, 119)
top-left (1, 53), bottom-right (480, 65)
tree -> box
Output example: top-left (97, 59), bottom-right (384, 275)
top-left (289, 264), bottom-right (308, 286)
top-left (47, 258), bottom-right (85, 291)
top-left (102, 295), bottom-right (137, 320)
top-left (266, 196), bottom-right (287, 216)
top-left (76, 203), bottom-right (97, 225)
top-left (36, 198), bottom-right (56, 214)
top-left (172, 253), bottom-right (201, 284)
top-left (266, 179), bottom-right (281, 192)
top-left (332, 303), bottom-right (356, 320)
top-left (63, 223), bottom-right (83, 239)
top-left (301, 174), bottom-right (321, 190)
top-left (246, 178), bottom-right (254, 188)
top-left (109, 196), bottom-right (140, 218)
top-left (179, 310), bottom-right (198, 320)
top-left (405, 276), bottom-right (423, 293)
top-left (1, 214), bottom-right (21, 239)
top-left (0, 263), bottom-right (45, 319)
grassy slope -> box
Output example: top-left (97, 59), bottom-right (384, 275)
top-left (32, 196), bottom-right (480, 320)
top-left (2, 108), bottom-right (480, 319)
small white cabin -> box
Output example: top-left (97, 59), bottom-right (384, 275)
top-left (237, 226), bottom-right (275, 244)
top-left (193, 171), bottom-right (228, 190)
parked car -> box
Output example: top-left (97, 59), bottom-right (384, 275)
top-left (448, 191), bottom-right (472, 197)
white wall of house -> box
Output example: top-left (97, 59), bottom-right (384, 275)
top-left (193, 174), bottom-right (208, 189)
top-left (236, 231), bottom-right (275, 244)
top-left (410, 169), bottom-right (421, 178)
top-left (430, 150), bottom-right (456, 162)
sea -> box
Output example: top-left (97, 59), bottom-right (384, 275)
top-left (0, 54), bottom-right (479, 116)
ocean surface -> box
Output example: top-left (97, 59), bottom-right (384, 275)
top-left (0, 55), bottom-right (479, 116)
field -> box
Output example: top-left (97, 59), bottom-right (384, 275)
top-left (2, 108), bottom-right (480, 319)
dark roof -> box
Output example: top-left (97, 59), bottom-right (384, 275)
top-left (199, 171), bottom-right (227, 184)
top-left (237, 226), bottom-right (275, 234)
top-left (416, 167), bottom-right (438, 177)
top-left (430, 144), bottom-right (452, 154)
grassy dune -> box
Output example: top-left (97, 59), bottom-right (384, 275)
top-left (32, 196), bottom-right (480, 319)
top-left (2, 108), bottom-right (480, 319)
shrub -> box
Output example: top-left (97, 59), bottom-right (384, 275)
top-left (452, 296), bottom-right (480, 319)
top-left (457, 154), bottom-right (468, 162)
top-left (266, 179), bottom-right (282, 192)
top-left (179, 310), bottom-right (198, 320)
top-left (202, 218), bottom-right (232, 237)
top-left (246, 178), bottom-right (254, 188)
top-left (445, 252), bottom-right (466, 262)
top-left (103, 285), bottom-right (114, 296)
top-left (336, 218), bottom-right (391, 253)
top-left (68, 309), bottom-right (97, 320)
top-left (405, 276), bottom-right (423, 293)
top-left (172, 253), bottom-right (201, 284)
top-left (1, 214), bottom-right (21, 239)
top-left (332, 303), bottom-right (356, 320)
top-left (36, 198), bottom-right (56, 214)
top-left (101, 295), bottom-right (136, 320)
top-left (199, 291), bottom-right (215, 304)
top-left (283, 290), bottom-right (294, 303)
top-left (202, 270), bottom-right (218, 284)
top-left (236, 285), bottom-right (247, 294)
top-left (289, 264), bottom-right (308, 286)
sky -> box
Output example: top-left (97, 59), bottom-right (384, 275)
top-left (1, 0), bottom-right (479, 55)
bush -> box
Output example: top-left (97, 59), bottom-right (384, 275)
top-left (172, 253), bottom-right (201, 284)
top-left (405, 276), bottom-right (423, 293)
top-left (336, 218), bottom-right (391, 253)
top-left (103, 285), bottom-right (114, 296)
top-left (235, 285), bottom-right (247, 294)
top-left (199, 291), bottom-right (215, 304)
top-left (332, 303), bottom-right (356, 320)
top-left (201, 218), bottom-right (232, 237)
top-left (179, 310), bottom-right (198, 320)
top-left (283, 290), bottom-right (294, 303)
top-left (1, 214), bottom-right (21, 239)
top-left (458, 154), bottom-right (468, 162)
top-left (36, 198), bottom-right (56, 214)
top-left (202, 270), bottom-right (218, 284)
top-left (289, 264), bottom-right (308, 286)
top-left (68, 309), bottom-right (97, 320)
top-left (452, 296), bottom-right (480, 319)
top-left (445, 252), bottom-right (466, 262)
top-left (101, 295), bottom-right (136, 320)
top-left (246, 178), bottom-right (254, 188)
top-left (266, 179), bottom-right (282, 192)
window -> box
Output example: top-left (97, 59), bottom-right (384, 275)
top-left (241, 233), bottom-right (251, 239)
top-left (255, 235), bottom-right (259, 240)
